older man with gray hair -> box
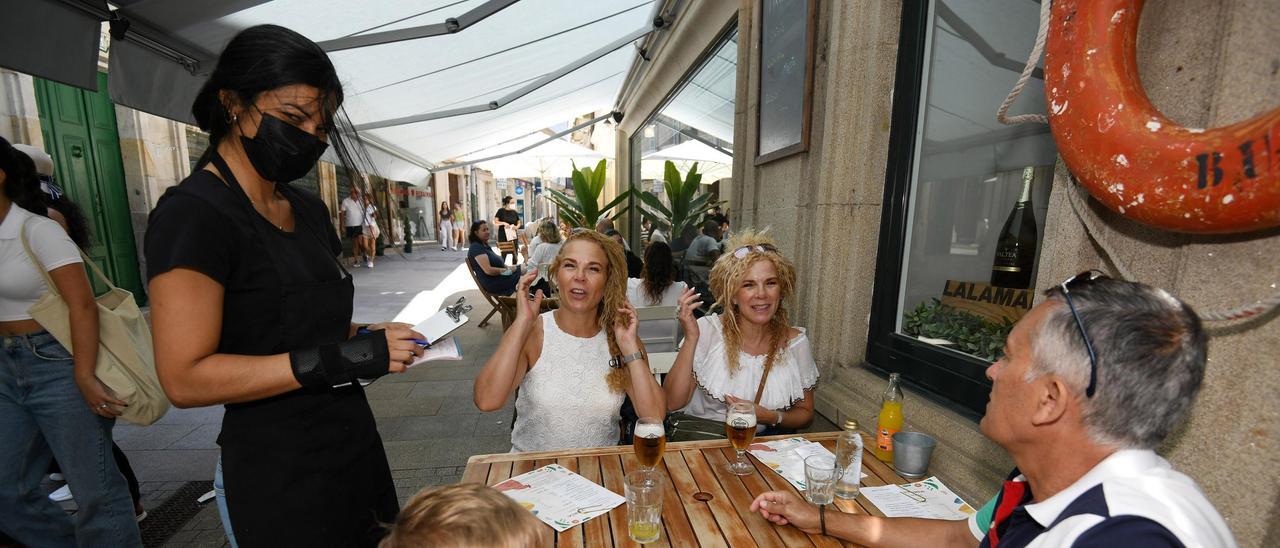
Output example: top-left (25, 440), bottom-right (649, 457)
top-left (750, 274), bottom-right (1235, 547)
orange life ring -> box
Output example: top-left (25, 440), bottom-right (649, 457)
top-left (1045, 0), bottom-right (1280, 233)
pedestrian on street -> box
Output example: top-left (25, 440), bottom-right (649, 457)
top-left (451, 201), bottom-right (465, 250)
top-left (0, 136), bottom-right (142, 546)
top-left (340, 186), bottom-right (365, 266)
top-left (494, 196), bottom-right (521, 265)
top-left (361, 194), bottom-right (378, 268)
top-left (144, 24), bottom-right (425, 548)
top-left (438, 200), bottom-right (453, 251)
top-left (13, 143), bottom-right (148, 523)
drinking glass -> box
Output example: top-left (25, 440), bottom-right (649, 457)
top-left (625, 469), bottom-right (663, 543)
top-left (804, 454), bottom-right (837, 504)
top-left (724, 401), bottom-right (757, 475)
top-left (633, 418), bottom-right (666, 470)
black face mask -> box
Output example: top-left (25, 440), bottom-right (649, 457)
top-left (239, 112), bottom-right (328, 183)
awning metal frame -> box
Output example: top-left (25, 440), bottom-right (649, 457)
top-left (56, 0), bottom-right (213, 75)
top-left (316, 0), bottom-right (520, 53)
top-left (429, 110), bottom-right (616, 173)
top-left (355, 25), bottom-right (653, 131)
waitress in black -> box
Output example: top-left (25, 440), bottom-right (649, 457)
top-left (145, 25), bottom-right (424, 547)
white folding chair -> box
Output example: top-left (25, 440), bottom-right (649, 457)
top-left (634, 304), bottom-right (679, 349)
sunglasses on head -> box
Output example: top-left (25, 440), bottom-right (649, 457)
top-left (1058, 270), bottom-right (1109, 398)
top-left (731, 244), bottom-right (777, 259)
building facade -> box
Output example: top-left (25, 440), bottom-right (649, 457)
top-left (615, 1), bottom-right (1279, 545)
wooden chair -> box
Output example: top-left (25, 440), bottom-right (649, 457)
top-left (494, 296), bottom-right (559, 330)
top-left (466, 260), bottom-right (510, 328)
top-left (496, 240), bottom-right (518, 264)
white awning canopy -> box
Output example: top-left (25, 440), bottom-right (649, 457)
top-left (2, 0), bottom-right (662, 185)
top-left (464, 133), bottom-right (607, 179)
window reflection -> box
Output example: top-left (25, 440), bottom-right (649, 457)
top-left (896, 0), bottom-right (1057, 362)
top-left (631, 27), bottom-right (738, 238)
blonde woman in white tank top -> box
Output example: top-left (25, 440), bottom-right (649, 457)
top-left (474, 231), bottom-right (666, 452)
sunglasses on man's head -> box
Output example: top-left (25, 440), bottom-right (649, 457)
top-left (1058, 270), bottom-right (1109, 398)
top-left (731, 244), bottom-right (777, 259)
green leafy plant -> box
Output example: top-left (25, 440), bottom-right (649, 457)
top-left (634, 161), bottom-right (721, 240)
top-left (902, 299), bottom-right (1013, 362)
top-left (545, 159), bottom-right (630, 228)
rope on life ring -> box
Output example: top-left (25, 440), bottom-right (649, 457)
top-left (1043, 0), bottom-right (1280, 234)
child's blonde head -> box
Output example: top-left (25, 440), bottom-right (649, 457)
top-left (380, 483), bottom-right (544, 548)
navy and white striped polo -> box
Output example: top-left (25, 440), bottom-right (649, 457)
top-left (969, 449), bottom-right (1235, 547)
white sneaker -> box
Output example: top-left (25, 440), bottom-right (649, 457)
top-left (48, 473), bottom-right (64, 482)
top-left (49, 484), bottom-right (72, 502)
top-left (366, 260), bottom-right (374, 268)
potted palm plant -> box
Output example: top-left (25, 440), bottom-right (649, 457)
top-left (545, 159), bottom-right (631, 228)
top-left (635, 161), bottom-right (720, 243)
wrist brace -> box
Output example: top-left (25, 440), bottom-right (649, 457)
top-left (290, 330), bottom-right (389, 388)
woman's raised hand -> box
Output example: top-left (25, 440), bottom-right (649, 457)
top-left (677, 287), bottom-right (702, 340)
top-left (514, 268), bottom-right (544, 328)
top-left (614, 300), bottom-right (641, 354)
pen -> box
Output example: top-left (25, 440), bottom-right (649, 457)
top-left (412, 339), bottom-right (431, 348)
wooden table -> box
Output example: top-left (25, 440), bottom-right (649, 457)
top-left (462, 432), bottom-right (914, 547)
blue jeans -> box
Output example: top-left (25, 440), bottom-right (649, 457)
top-left (0, 331), bottom-right (141, 547)
top-left (214, 456), bottom-right (239, 548)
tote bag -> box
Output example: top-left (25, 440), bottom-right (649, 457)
top-left (20, 220), bottom-right (169, 425)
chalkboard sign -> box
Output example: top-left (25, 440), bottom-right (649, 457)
top-left (755, 0), bottom-right (816, 165)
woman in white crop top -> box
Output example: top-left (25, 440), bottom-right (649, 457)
top-left (663, 231), bottom-right (818, 435)
top-left (474, 230), bottom-right (665, 452)
top-left (0, 137), bottom-right (142, 545)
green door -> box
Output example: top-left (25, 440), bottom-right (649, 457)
top-left (33, 73), bottom-right (146, 304)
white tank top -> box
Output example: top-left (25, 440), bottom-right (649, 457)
top-left (510, 312), bottom-right (624, 452)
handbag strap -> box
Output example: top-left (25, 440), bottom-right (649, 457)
top-left (18, 216), bottom-right (118, 298)
top-left (753, 358), bottom-right (774, 405)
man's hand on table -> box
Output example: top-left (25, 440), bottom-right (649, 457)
top-left (750, 490), bottom-right (821, 534)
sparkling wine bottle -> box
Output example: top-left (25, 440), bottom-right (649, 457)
top-left (991, 168), bottom-right (1038, 289)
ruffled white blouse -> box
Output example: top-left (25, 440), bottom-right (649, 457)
top-left (679, 314), bottom-right (819, 425)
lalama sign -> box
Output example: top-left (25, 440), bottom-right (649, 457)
top-left (940, 280), bottom-right (1033, 323)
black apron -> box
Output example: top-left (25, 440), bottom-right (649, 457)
top-left (206, 154), bottom-right (398, 547)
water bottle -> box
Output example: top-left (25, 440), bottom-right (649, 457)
top-left (834, 419), bottom-right (863, 499)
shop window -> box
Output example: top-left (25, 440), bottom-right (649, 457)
top-left (630, 22), bottom-right (737, 245)
top-left (868, 0), bottom-right (1058, 416)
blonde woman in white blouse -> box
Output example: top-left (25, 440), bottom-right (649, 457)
top-left (663, 231), bottom-right (818, 434)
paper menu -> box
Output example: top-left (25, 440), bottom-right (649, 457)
top-left (859, 476), bottom-right (975, 520)
top-left (747, 437), bottom-right (866, 492)
top-left (407, 337), bottom-right (462, 368)
top-left (494, 464), bottom-right (625, 532)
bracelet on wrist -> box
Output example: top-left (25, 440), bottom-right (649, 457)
top-left (820, 503), bottom-right (827, 536)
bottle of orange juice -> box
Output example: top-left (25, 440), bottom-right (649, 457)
top-left (873, 373), bottom-right (904, 462)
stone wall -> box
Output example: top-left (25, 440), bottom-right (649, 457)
top-left (115, 106), bottom-right (190, 281)
top-left (728, 0), bottom-right (1279, 545)
top-left (1034, 2), bottom-right (1280, 544)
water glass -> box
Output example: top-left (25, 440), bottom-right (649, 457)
top-left (803, 454), bottom-right (837, 505)
top-left (625, 469), bottom-right (663, 544)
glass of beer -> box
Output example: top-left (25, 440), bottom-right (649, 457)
top-left (625, 469), bottom-right (663, 543)
top-left (633, 418), bottom-right (666, 470)
top-left (724, 401), bottom-right (757, 475)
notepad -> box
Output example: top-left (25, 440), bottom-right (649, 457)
top-left (407, 337), bottom-right (462, 368)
